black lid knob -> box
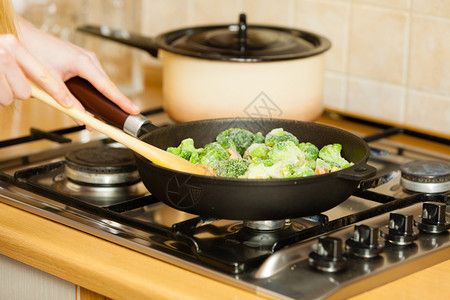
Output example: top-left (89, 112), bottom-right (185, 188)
top-left (414, 202), bottom-right (450, 233)
top-left (309, 236), bottom-right (347, 272)
top-left (380, 213), bottom-right (419, 245)
top-left (238, 13), bottom-right (247, 53)
top-left (345, 224), bottom-right (384, 258)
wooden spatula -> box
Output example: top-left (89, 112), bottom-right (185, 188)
top-left (30, 86), bottom-right (210, 176)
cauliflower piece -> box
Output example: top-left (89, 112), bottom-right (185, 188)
top-left (268, 141), bottom-right (305, 163)
top-left (242, 163), bottom-right (270, 179)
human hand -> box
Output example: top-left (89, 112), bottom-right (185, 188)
top-left (2, 16), bottom-right (140, 116)
top-left (0, 33), bottom-right (81, 109)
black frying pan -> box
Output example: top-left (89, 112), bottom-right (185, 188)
top-left (66, 77), bottom-right (376, 220)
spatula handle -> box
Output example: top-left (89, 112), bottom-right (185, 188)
top-left (31, 85), bottom-right (209, 176)
top-left (66, 77), bottom-right (148, 136)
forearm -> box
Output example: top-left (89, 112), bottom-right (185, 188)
top-left (15, 15), bottom-right (56, 52)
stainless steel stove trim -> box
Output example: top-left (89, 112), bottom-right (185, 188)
top-left (0, 182), bottom-right (287, 299)
top-left (64, 164), bottom-right (141, 185)
top-left (3, 180), bottom-right (448, 300)
top-left (254, 202), bottom-right (449, 299)
top-left (400, 177), bottom-right (450, 193)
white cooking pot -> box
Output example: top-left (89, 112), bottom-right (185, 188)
top-left (79, 14), bottom-right (331, 123)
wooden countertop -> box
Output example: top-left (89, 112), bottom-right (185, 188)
top-left (1, 72), bottom-right (449, 299)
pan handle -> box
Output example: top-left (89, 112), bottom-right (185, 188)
top-left (336, 163), bottom-right (377, 181)
top-left (65, 76), bottom-right (151, 137)
top-left (77, 25), bottom-right (159, 58)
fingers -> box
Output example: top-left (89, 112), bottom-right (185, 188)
top-left (0, 34), bottom-right (73, 108)
top-left (0, 74), bottom-right (14, 106)
top-left (0, 36), bottom-right (31, 105)
top-left (74, 50), bottom-right (141, 115)
top-left (14, 42), bottom-right (73, 108)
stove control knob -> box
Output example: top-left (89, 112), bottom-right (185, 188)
top-left (309, 236), bottom-right (347, 272)
top-left (380, 213), bottom-right (419, 245)
top-left (414, 202), bottom-right (450, 233)
top-left (345, 224), bottom-right (385, 258)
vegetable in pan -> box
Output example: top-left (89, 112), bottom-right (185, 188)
top-left (166, 128), bottom-right (354, 179)
top-left (216, 128), bottom-right (265, 156)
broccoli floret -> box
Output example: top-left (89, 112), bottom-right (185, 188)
top-left (298, 142), bottom-right (319, 169)
top-left (268, 141), bottom-right (305, 163)
top-left (216, 128), bottom-right (260, 156)
top-left (166, 146), bottom-right (181, 156)
top-left (243, 143), bottom-right (270, 162)
top-left (318, 143), bottom-right (354, 169)
top-left (253, 132), bottom-right (265, 144)
top-left (215, 158), bottom-right (251, 178)
top-left (217, 138), bottom-right (237, 153)
top-left (198, 142), bottom-right (228, 169)
top-left (298, 142), bottom-right (319, 161)
top-left (166, 138), bottom-right (197, 160)
top-left (243, 160), bottom-right (314, 179)
top-left (314, 158), bottom-right (331, 175)
top-left (189, 148), bottom-right (205, 164)
top-left (262, 159), bottom-right (275, 167)
top-left (266, 160), bottom-right (314, 178)
top-left (281, 162), bottom-right (315, 178)
top-left (265, 128), bottom-right (299, 147)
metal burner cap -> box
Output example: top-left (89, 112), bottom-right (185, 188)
top-left (400, 160), bottom-right (450, 193)
top-left (65, 146), bottom-right (140, 185)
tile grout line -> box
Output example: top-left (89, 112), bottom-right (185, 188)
top-left (400, 3), bottom-right (412, 124)
top-left (342, 0), bottom-right (354, 111)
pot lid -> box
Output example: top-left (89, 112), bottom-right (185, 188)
top-left (155, 14), bottom-right (331, 62)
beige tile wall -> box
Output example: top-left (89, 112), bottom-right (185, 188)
top-left (138, 0), bottom-right (449, 136)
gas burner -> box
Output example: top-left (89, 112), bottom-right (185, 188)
top-left (243, 220), bottom-right (289, 231)
top-left (52, 146), bottom-right (148, 206)
top-left (65, 146), bottom-right (140, 185)
top-left (400, 160), bottom-right (450, 193)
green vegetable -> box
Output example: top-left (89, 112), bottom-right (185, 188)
top-left (242, 160), bottom-right (314, 179)
top-left (242, 163), bottom-right (269, 179)
top-left (298, 142), bottom-right (319, 161)
top-left (268, 141), bottom-right (305, 163)
top-left (189, 148), bottom-right (205, 164)
top-left (166, 127), bottom-right (354, 179)
top-left (281, 162), bottom-right (315, 178)
top-left (253, 132), bottom-right (265, 144)
top-left (243, 143), bottom-right (270, 162)
top-left (166, 138), bottom-right (196, 160)
top-left (318, 143), bottom-right (353, 169)
top-left (314, 158), bottom-right (331, 174)
top-left (265, 128), bottom-right (299, 147)
top-left (216, 128), bottom-right (262, 156)
top-left (215, 158), bottom-right (251, 178)
top-left (198, 142), bottom-right (228, 169)
top-left (298, 142), bottom-right (319, 169)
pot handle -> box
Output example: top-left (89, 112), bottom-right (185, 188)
top-left (77, 25), bottom-right (159, 58)
top-left (65, 77), bottom-right (152, 137)
top-left (238, 13), bottom-right (247, 52)
top-left (336, 163), bottom-right (377, 181)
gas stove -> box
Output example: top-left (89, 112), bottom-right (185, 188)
top-left (0, 112), bottom-right (448, 299)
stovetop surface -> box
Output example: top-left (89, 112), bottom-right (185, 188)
top-left (0, 119), bottom-right (449, 299)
